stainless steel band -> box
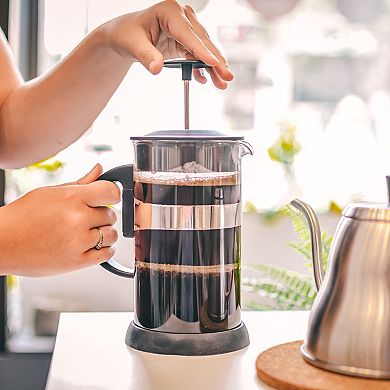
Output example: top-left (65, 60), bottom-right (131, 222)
top-left (135, 201), bottom-right (242, 230)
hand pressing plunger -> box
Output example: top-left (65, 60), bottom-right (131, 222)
top-left (0, 0), bottom-right (234, 277)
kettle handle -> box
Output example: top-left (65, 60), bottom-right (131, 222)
top-left (290, 199), bottom-right (324, 291)
top-left (96, 165), bottom-right (135, 278)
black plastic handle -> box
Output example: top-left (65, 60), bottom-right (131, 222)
top-left (97, 164), bottom-right (135, 278)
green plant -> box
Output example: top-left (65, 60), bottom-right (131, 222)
top-left (242, 205), bottom-right (333, 310)
top-left (28, 158), bottom-right (64, 172)
top-left (284, 205), bottom-right (332, 272)
top-left (267, 124), bottom-right (301, 176)
top-left (243, 263), bottom-right (316, 310)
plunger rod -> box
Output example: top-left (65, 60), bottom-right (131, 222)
top-left (163, 60), bottom-right (209, 130)
top-left (184, 79), bottom-right (190, 129)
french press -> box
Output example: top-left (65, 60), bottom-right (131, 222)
top-left (98, 60), bottom-right (252, 355)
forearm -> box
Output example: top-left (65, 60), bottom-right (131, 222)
top-left (0, 1), bottom-right (234, 169)
top-left (0, 26), bottom-right (131, 168)
top-left (0, 204), bottom-right (20, 275)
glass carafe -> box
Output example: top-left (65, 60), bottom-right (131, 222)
top-left (98, 129), bottom-right (253, 353)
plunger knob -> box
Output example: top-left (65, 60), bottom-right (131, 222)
top-left (163, 59), bottom-right (209, 80)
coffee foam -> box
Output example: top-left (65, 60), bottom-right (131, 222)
top-left (136, 261), bottom-right (239, 274)
top-left (170, 161), bottom-right (213, 174)
top-left (134, 162), bottom-right (238, 186)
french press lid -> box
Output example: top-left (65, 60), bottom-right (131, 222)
top-left (130, 129), bottom-right (245, 141)
top-left (342, 176), bottom-right (390, 222)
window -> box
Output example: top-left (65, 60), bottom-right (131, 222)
top-left (36, 0), bottom-right (390, 210)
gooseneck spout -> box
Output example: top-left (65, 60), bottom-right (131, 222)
top-left (290, 199), bottom-right (324, 291)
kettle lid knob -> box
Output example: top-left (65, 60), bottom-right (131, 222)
top-left (342, 177), bottom-right (390, 221)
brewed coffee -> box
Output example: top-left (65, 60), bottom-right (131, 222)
top-left (133, 169), bottom-right (242, 333)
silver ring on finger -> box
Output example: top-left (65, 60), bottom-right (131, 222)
top-left (95, 227), bottom-right (104, 250)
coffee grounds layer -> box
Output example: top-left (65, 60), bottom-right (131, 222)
top-left (135, 261), bottom-right (239, 274)
top-left (134, 170), bottom-right (238, 186)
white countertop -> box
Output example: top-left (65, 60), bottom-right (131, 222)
top-left (46, 311), bottom-right (309, 390)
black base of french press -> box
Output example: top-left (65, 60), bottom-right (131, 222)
top-left (125, 320), bottom-right (250, 356)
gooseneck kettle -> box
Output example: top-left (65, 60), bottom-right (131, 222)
top-left (291, 176), bottom-right (390, 378)
top-left (97, 60), bottom-right (253, 356)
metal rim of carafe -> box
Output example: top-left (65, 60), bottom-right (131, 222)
top-left (130, 135), bottom-right (245, 141)
top-left (301, 344), bottom-right (390, 379)
top-left (130, 129), bottom-right (247, 141)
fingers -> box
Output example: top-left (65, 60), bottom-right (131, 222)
top-left (89, 226), bottom-right (119, 249)
top-left (82, 246), bottom-right (116, 267)
top-left (157, 3), bottom-right (219, 67)
top-left (205, 67), bottom-right (228, 90)
top-left (188, 46), bottom-right (227, 89)
top-left (131, 29), bottom-right (165, 74)
top-left (183, 6), bottom-right (229, 71)
top-left (185, 53), bottom-right (207, 84)
top-left (182, 6), bottom-right (233, 88)
top-left (76, 163), bottom-right (103, 185)
top-left (54, 164), bottom-right (104, 188)
top-left (78, 180), bottom-right (121, 207)
top-left (193, 68), bottom-right (207, 84)
top-left (170, 23), bottom-right (218, 68)
top-left (88, 206), bottom-right (117, 228)
top-left (157, 2), bottom-right (233, 89)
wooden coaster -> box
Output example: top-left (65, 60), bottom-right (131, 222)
top-left (256, 341), bottom-right (390, 389)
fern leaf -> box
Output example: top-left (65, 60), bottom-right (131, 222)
top-left (243, 263), bottom-right (316, 310)
top-left (288, 242), bottom-right (312, 262)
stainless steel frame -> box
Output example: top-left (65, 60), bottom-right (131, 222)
top-left (135, 201), bottom-right (241, 230)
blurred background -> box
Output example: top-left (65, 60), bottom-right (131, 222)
top-left (3, 0), bottom-right (390, 355)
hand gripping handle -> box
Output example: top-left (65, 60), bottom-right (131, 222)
top-left (97, 165), bottom-right (135, 278)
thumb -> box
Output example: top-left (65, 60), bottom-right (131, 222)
top-left (76, 163), bottom-right (103, 185)
top-left (133, 32), bottom-right (164, 75)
